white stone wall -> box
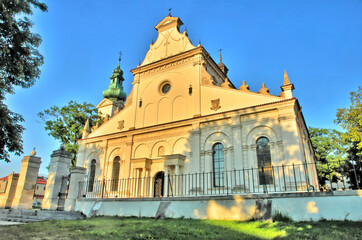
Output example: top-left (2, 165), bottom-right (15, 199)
top-left (75, 191), bottom-right (362, 221)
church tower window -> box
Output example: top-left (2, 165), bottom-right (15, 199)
top-left (111, 156), bottom-right (120, 191)
top-left (88, 159), bottom-right (96, 192)
top-left (212, 143), bottom-right (224, 187)
top-left (256, 137), bottom-right (273, 185)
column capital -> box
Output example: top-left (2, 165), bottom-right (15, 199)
top-left (70, 166), bottom-right (86, 174)
top-left (191, 130), bottom-right (201, 135)
top-left (51, 149), bottom-right (72, 159)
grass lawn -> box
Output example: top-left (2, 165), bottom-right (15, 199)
top-left (1, 217), bottom-right (362, 240)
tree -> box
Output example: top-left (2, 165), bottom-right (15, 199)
top-left (335, 86), bottom-right (362, 151)
top-left (0, 0), bottom-right (47, 162)
top-left (308, 127), bottom-right (348, 187)
top-left (0, 97), bottom-right (25, 162)
top-left (335, 86), bottom-right (362, 189)
top-left (38, 101), bottom-right (101, 166)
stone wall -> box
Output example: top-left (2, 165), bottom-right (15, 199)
top-left (74, 190), bottom-right (362, 221)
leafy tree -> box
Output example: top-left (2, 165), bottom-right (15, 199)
top-left (308, 127), bottom-right (348, 187)
top-left (0, 0), bottom-right (47, 162)
top-left (335, 86), bottom-right (362, 151)
top-left (335, 86), bottom-right (362, 189)
top-left (0, 97), bottom-right (25, 162)
top-left (343, 144), bottom-right (362, 189)
top-left (38, 101), bottom-right (101, 166)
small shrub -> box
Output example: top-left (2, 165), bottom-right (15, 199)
top-left (272, 210), bottom-right (293, 222)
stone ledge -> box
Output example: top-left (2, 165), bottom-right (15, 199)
top-left (75, 190), bottom-right (362, 202)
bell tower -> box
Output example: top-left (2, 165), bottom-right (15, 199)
top-left (98, 56), bottom-right (127, 118)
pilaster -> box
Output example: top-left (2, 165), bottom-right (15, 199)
top-left (190, 125), bottom-right (201, 172)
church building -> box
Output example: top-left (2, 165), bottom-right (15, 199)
top-left (75, 14), bottom-right (318, 199)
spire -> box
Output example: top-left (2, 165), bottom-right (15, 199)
top-left (283, 70), bottom-right (291, 85)
top-left (217, 48), bottom-right (228, 76)
top-left (102, 57), bottom-right (127, 102)
top-left (280, 70), bottom-right (295, 99)
top-left (82, 118), bottom-right (91, 138)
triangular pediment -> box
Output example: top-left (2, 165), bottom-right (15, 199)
top-left (96, 98), bottom-right (114, 108)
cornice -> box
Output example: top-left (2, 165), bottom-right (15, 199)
top-left (131, 47), bottom-right (204, 76)
top-left (81, 98), bottom-right (297, 144)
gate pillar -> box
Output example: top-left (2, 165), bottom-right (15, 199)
top-left (42, 147), bottom-right (72, 210)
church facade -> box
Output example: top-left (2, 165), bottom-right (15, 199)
top-left (75, 14), bottom-right (318, 199)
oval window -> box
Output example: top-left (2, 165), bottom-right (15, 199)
top-left (161, 83), bottom-right (171, 94)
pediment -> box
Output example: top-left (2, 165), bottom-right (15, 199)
top-left (141, 16), bottom-right (196, 66)
top-left (96, 98), bottom-right (114, 108)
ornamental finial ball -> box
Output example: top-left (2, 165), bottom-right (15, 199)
top-left (30, 147), bottom-right (36, 157)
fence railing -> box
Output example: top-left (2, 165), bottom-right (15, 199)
top-left (78, 162), bottom-right (323, 199)
top-left (315, 158), bottom-right (362, 191)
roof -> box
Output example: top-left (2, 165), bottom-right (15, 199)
top-left (0, 173), bottom-right (19, 181)
top-left (37, 177), bottom-right (47, 185)
top-left (0, 174), bottom-right (46, 185)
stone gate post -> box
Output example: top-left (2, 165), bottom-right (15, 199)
top-left (11, 150), bottom-right (42, 209)
top-left (64, 166), bottom-right (86, 211)
top-left (42, 147), bottom-right (72, 210)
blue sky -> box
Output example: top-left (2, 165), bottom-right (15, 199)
top-left (1, 0), bottom-right (361, 177)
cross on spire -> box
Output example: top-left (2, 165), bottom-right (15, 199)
top-left (219, 48), bottom-right (223, 62)
top-left (117, 51), bottom-right (122, 68)
top-left (118, 51), bottom-right (122, 62)
top-left (168, 8), bottom-right (172, 16)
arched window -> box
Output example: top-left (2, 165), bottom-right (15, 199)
top-left (88, 159), bottom-right (96, 192)
top-left (158, 146), bottom-right (165, 157)
top-left (256, 137), bottom-right (273, 184)
top-left (213, 143), bottom-right (224, 187)
top-left (111, 156), bottom-right (120, 191)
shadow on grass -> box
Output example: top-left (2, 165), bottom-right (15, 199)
top-left (0, 217), bottom-right (361, 240)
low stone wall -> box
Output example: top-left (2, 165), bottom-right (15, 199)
top-left (74, 190), bottom-right (362, 221)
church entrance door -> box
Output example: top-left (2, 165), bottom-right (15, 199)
top-left (154, 171), bottom-right (164, 197)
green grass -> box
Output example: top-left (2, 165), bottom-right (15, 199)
top-left (1, 217), bottom-right (362, 240)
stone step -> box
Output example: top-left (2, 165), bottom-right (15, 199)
top-left (3, 218), bottom-right (39, 223)
top-left (0, 209), bottom-right (85, 222)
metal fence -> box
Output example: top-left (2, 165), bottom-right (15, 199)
top-left (314, 159), bottom-right (362, 191)
top-left (78, 162), bottom-right (322, 199)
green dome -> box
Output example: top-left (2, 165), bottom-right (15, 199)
top-left (103, 60), bottom-right (127, 101)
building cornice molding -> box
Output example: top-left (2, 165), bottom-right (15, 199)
top-left (81, 98), bottom-right (297, 144)
top-left (131, 47), bottom-right (204, 76)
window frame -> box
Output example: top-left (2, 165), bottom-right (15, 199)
top-left (212, 142), bottom-right (225, 187)
top-left (256, 137), bottom-right (273, 185)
